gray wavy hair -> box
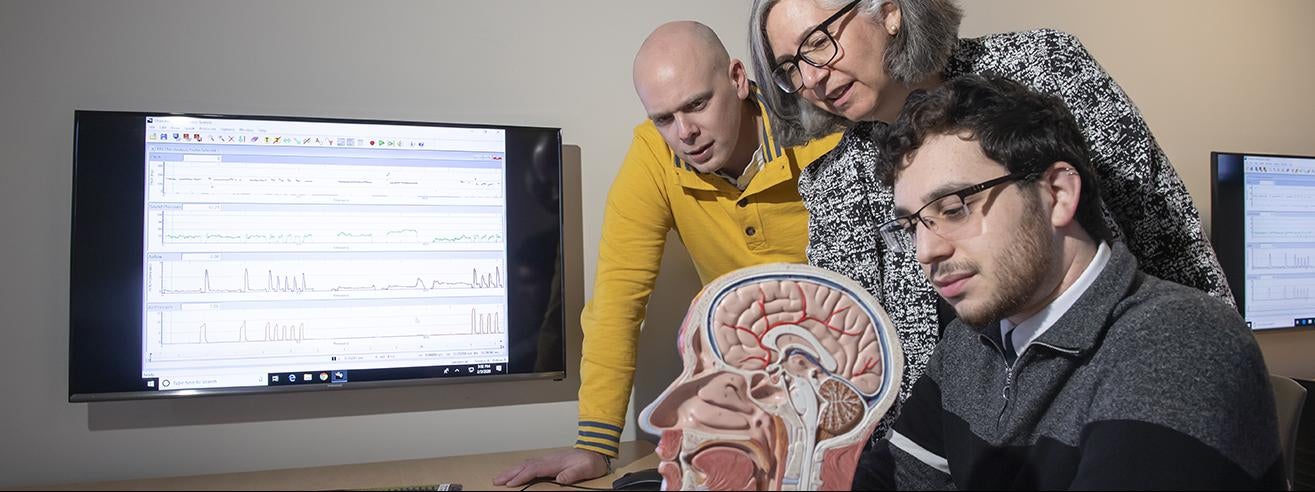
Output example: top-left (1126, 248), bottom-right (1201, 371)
top-left (749, 0), bottom-right (964, 146)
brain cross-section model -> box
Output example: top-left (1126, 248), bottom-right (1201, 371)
top-left (639, 263), bottom-right (904, 491)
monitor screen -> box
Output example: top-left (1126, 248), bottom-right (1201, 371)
top-left (1212, 151), bottom-right (1315, 331)
top-left (69, 111), bottom-right (565, 401)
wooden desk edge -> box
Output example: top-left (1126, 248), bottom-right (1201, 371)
top-left (26, 441), bottom-right (659, 491)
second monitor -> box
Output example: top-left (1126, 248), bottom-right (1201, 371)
top-left (1212, 151), bottom-right (1315, 331)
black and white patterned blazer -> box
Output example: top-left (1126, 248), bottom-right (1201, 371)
top-left (798, 29), bottom-right (1233, 438)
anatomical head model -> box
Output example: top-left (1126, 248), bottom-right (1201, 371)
top-left (639, 263), bottom-right (903, 491)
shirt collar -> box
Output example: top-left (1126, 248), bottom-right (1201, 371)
top-left (714, 147), bottom-right (766, 191)
top-left (750, 83), bottom-right (785, 163)
top-left (1000, 241), bottom-right (1112, 356)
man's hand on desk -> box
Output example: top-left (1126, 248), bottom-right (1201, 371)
top-left (492, 448), bottom-right (609, 487)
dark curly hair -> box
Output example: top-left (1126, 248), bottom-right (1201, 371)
top-left (877, 74), bottom-right (1111, 241)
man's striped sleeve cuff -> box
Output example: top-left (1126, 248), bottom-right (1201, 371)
top-left (574, 420), bottom-right (622, 457)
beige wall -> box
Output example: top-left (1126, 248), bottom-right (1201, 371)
top-left (1, 0), bottom-right (1312, 488)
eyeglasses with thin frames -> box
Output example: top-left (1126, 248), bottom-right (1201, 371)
top-left (878, 172), bottom-right (1040, 253)
top-left (771, 0), bottom-right (863, 94)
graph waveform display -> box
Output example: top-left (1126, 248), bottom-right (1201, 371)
top-left (471, 308), bottom-right (502, 335)
top-left (150, 260), bottom-right (505, 302)
top-left (149, 160), bottom-right (504, 206)
top-left (148, 209), bottom-right (506, 252)
top-left (149, 304), bottom-right (507, 362)
top-left (1247, 185), bottom-right (1315, 213)
top-left (159, 268), bottom-right (504, 294)
top-left (332, 270), bottom-right (504, 292)
top-left (1249, 248), bottom-right (1315, 271)
top-left (161, 231), bottom-right (502, 246)
top-left (161, 270), bottom-right (310, 294)
top-left (1245, 277), bottom-right (1315, 328)
top-left (1248, 215), bottom-right (1315, 242)
top-left (171, 321), bottom-right (307, 344)
top-left (166, 319), bottom-right (499, 345)
top-left (1251, 282), bottom-right (1314, 302)
top-left (133, 117), bottom-right (529, 382)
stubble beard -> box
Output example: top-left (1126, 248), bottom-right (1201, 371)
top-left (955, 192), bottom-right (1056, 328)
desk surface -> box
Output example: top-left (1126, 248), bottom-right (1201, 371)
top-left (34, 441), bottom-right (659, 491)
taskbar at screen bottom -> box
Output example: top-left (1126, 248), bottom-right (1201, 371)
top-left (143, 362), bottom-right (509, 392)
top-left (1246, 315), bottom-right (1315, 330)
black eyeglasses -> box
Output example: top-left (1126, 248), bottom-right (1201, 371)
top-left (878, 172), bottom-right (1040, 253)
top-left (771, 0), bottom-right (863, 94)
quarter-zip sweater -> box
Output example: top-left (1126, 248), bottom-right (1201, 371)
top-left (856, 242), bottom-right (1283, 489)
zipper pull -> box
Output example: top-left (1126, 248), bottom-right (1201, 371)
top-left (997, 367), bottom-right (1013, 427)
top-left (1002, 368), bottom-right (1013, 403)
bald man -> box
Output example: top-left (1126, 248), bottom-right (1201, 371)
top-left (493, 21), bottom-right (839, 488)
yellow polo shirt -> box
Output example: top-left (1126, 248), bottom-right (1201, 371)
top-left (575, 89), bottom-right (840, 456)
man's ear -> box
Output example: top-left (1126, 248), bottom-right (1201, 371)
top-left (729, 59), bottom-right (751, 100)
top-left (1046, 161), bottom-right (1082, 228)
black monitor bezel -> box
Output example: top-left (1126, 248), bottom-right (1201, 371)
top-left (69, 110), bottom-right (566, 401)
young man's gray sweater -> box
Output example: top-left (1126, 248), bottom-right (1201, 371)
top-left (855, 242), bottom-right (1284, 489)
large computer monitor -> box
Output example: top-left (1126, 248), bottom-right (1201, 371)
top-left (69, 111), bottom-right (565, 401)
top-left (1212, 151), bottom-right (1315, 331)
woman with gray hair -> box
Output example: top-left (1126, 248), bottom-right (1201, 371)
top-left (748, 0), bottom-right (1231, 448)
